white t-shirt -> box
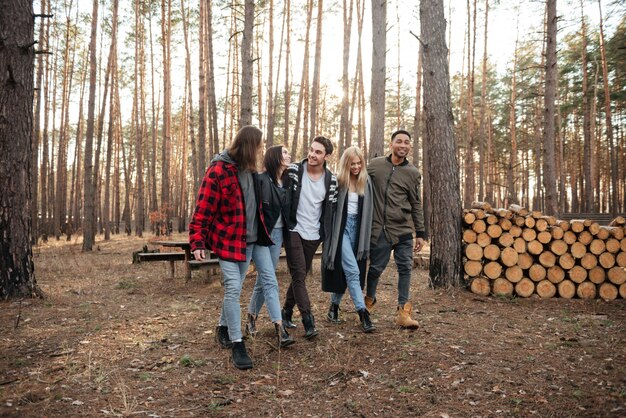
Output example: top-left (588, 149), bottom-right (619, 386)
top-left (293, 163), bottom-right (326, 240)
top-left (347, 191), bottom-right (359, 215)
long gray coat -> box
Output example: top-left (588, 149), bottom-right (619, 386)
top-left (321, 178), bottom-right (373, 294)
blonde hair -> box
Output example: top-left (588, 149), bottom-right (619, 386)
top-left (337, 146), bottom-right (367, 196)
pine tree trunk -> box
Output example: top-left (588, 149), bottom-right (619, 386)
top-left (83, 0), bottom-right (99, 251)
top-left (104, 0), bottom-right (119, 240)
top-left (70, 54), bottom-right (86, 234)
top-left (478, 0), bottom-right (488, 201)
top-left (161, 0), bottom-right (172, 231)
top-left (597, 0), bottom-right (617, 215)
top-left (339, 0), bottom-right (353, 155)
top-left (240, 0), bottom-right (254, 127)
top-left (0, 0), bottom-right (42, 299)
top-left (32, 0), bottom-right (48, 244)
top-left (542, 0), bottom-right (558, 216)
top-left (580, 1), bottom-right (593, 212)
top-left (369, 0), bottom-right (386, 158)
top-left (40, 7), bottom-right (51, 242)
top-left (135, 0), bottom-right (144, 237)
top-left (412, 41), bottom-right (422, 167)
top-left (54, 9), bottom-right (76, 240)
top-left (146, 8), bottom-right (158, 215)
top-left (283, 0), bottom-right (292, 146)
top-left (206, 1), bottom-right (219, 158)
top-left (507, 20), bottom-right (519, 205)
top-left (197, 0), bottom-right (207, 183)
top-left (291, 0), bottom-right (313, 159)
top-left (309, 0), bottom-right (324, 141)
top-left (420, 0), bottom-right (462, 288)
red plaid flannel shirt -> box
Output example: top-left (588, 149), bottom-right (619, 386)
top-left (189, 160), bottom-right (247, 262)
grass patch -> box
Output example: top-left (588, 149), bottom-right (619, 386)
top-left (398, 386), bottom-right (415, 393)
top-left (179, 355), bottom-right (205, 368)
top-left (213, 374), bottom-right (235, 385)
top-left (139, 372), bottom-right (151, 382)
top-left (116, 279), bottom-right (138, 290)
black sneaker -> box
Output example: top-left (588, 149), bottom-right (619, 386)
top-left (232, 341), bottom-right (253, 370)
top-left (215, 325), bottom-right (233, 349)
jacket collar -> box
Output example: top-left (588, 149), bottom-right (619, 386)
top-left (386, 154), bottom-right (409, 167)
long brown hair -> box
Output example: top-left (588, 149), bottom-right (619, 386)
top-left (228, 125), bottom-right (263, 170)
top-left (263, 145), bottom-right (286, 183)
top-left (337, 146), bottom-right (367, 195)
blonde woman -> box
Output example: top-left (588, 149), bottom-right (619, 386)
top-left (321, 146), bottom-right (374, 332)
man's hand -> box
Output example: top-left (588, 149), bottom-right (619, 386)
top-left (193, 249), bottom-right (206, 260)
top-left (414, 237), bottom-right (425, 253)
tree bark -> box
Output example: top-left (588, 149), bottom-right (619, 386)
top-left (339, 0), bottom-right (354, 155)
top-left (420, 0), bottom-right (463, 288)
top-left (0, 0), bottom-right (42, 299)
top-left (597, 0), bottom-right (617, 216)
top-left (507, 17), bottom-right (519, 205)
top-left (161, 0), bottom-right (172, 230)
top-left (283, 0), bottom-right (292, 146)
top-left (369, 0), bottom-right (386, 158)
top-left (135, 0), bottom-right (144, 236)
top-left (542, 0), bottom-right (558, 216)
top-left (83, 0), bottom-right (99, 251)
top-left (240, 0), bottom-right (255, 127)
top-left (478, 0), bottom-right (488, 202)
top-left (309, 0), bottom-right (324, 141)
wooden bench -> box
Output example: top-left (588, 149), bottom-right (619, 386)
top-left (558, 213), bottom-right (625, 226)
top-left (134, 251), bottom-right (187, 278)
top-left (187, 248), bottom-right (324, 283)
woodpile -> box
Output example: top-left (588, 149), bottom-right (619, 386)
top-left (463, 202), bottom-right (626, 300)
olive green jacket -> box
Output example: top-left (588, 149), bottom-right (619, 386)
top-left (367, 155), bottom-right (427, 245)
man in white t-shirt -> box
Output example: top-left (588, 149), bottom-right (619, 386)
top-left (281, 136), bottom-right (337, 339)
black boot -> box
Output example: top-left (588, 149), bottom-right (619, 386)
top-left (231, 341), bottom-right (253, 370)
top-left (275, 323), bottom-right (295, 348)
top-left (302, 312), bottom-right (319, 339)
top-left (245, 313), bottom-right (258, 337)
top-left (326, 303), bottom-right (341, 323)
top-left (282, 308), bottom-right (297, 329)
top-left (358, 309), bottom-right (375, 333)
top-left (215, 325), bottom-right (233, 348)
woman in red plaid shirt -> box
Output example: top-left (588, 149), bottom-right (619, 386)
top-left (189, 125), bottom-right (274, 370)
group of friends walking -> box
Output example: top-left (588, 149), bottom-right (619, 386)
top-left (188, 126), bottom-right (427, 370)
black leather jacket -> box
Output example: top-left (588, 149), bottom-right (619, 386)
top-left (257, 171), bottom-right (289, 234)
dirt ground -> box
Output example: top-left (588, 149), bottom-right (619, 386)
top-left (0, 233), bottom-right (624, 417)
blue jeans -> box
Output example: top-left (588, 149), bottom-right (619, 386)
top-left (247, 227), bottom-right (283, 322)
top-left (218, 246), bottom-right (253, 342)
top-left (366, 234), bottom-right (414, 305)
top-left (331, 215), bottom-right (366, 311)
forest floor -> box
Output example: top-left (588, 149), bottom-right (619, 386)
top-left (0, 233), bottom-right (625, 417)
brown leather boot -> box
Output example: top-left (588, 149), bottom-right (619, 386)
top-left (364, 296), bottom-right (376, 312)
top-left (395, 303), bottom-right (419, 329)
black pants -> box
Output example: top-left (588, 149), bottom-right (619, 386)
top-left (283, 231), bottom-right (321, 315)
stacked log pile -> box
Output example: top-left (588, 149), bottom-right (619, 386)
top-left (463, 202), bottom-right (626, 300)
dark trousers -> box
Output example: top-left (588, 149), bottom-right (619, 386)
top-left (283, 231), bottom-right (321, 315)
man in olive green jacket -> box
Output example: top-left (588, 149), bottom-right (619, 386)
top-left (365, 129), bottom-right (427, 328)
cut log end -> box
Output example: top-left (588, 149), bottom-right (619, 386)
top-left (470, 277), bottom-right (491, 296)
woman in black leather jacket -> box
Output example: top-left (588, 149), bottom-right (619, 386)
top-left (245, 145), bottom-right (294, 347)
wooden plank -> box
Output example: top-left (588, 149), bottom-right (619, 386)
top-left (136, 252), bottom-right (186, 262)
